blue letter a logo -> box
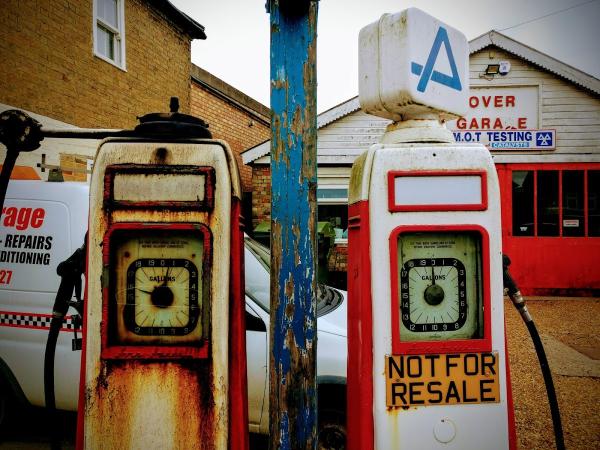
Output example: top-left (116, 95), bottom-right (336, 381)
top-left (411, 27), bottom-right (462, 93)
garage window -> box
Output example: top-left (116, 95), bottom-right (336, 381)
top-left (512, 168), bottom-right (599, 237)
top-left (589, 171), bottom-right (600, 237)
top-left (512, 171), bottom-right (534, 236)
top-left (94, 0), bottom-right (126, 69)
top-left (317, 186), bottom-right (348, 241)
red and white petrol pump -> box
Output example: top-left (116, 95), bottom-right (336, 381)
top-left (347, 9), bottom-right (516, 450)
top-left (76, 108), bottom-right (248, 449)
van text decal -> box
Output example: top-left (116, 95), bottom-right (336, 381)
top-left (1, 207), bottom-right (45, 230)
top-left (0, 208), bottom-right (53, 270)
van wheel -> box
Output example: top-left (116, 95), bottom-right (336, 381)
top-left (318, 408), bottom-right (346, 450)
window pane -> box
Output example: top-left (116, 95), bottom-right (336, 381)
top-left (562, 171), bottom-right (584, 237)
top-left (318, 204), bottom-right (348, 239)
top-left (97, 25), bottom-right (114, 60)
top-left (114, 35), bottom-right (121, 64)
top-left (243, 241), bottom-right (270, 311)
top-left (589, 171), bottom-right (600, 237)
top-left (317, 188), bottom-right (348, 200)
top-left (97, 0), bottom-right (118, 28)
top-left (512, 171), bottom-right (534, 236)
top-left (537, 171), bottom-right (559, 236)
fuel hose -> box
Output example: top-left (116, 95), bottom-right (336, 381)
top-left (502, 254), bottom-right (565, 450)
top-left (44, 244), bottom-right (85, 450)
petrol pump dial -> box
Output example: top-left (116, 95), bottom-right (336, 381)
top-left (398, 231), bottom-right (483, 342)
top-left (126, 257), bottom-right (199, 335)
top-left (113, 230), bottom-right (206, 346)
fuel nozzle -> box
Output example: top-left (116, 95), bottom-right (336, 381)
top-left (502, 254), bottom-right (532, 323)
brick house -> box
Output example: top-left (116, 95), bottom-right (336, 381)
top-left (1, 0), bottom-right (205, 128)
top-left (242, 31), bottom-right (600, 295)
top-left (1, 0), bottom-right (206, 178)
top-left (190, 65), bottom-right (271, 221)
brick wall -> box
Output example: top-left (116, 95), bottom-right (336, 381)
top-left (190, 70), bottom-right (270, 193)
top-left (0, 0), bottom-right (193, 129)
top-left (327, 243), bottom-right (348, 272)
top-left (250, 165), bottom-right (271, 228)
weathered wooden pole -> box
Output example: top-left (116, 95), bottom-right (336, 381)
top-left (267, 0), bottom-right (318, 448)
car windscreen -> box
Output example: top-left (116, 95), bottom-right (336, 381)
top-left (244, 237), bottom-right (270, 311)
top-left (244, 236), bottom-right (344, 316)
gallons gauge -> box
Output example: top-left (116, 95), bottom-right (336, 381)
top-left (396, 231), bottom-right (484, 342)
top-left (110, 227), bottom-right (209, 346)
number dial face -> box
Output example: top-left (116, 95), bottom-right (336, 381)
top-left (397, 232), bottom-right (483, 342)
top-left (113, 230), bottom-right (206, 346)
top-left (125, 258), bottom-right (199, 336)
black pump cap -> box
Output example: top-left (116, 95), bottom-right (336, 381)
top-left (135, 97), bottom-right (212, 139)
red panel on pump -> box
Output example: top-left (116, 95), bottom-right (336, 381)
top-left (347, 201), bottom-right (374, 450)
top-left (389, 224), bottom-right (492, 354)
top-left (100, 222), bottom-right (212, 360)
top-left (76, 239), bottom-right (90, 450)
top-left (228, 198), bottom-right (249, 450)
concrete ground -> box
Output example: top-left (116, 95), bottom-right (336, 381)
top-left (0, 297), bottom-right (598, 449)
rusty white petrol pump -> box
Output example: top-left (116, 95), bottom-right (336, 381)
top-left (76, 108), bottom-right (248, 450)
top-left (347, 9), bottom-right (516, 450)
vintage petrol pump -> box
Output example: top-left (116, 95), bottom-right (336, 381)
top-left (76, 106), bottom-right (248, 449)
top-left (347, 9), bottom-right (516, 450)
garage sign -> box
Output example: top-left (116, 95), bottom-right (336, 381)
top-left (453, 129), bottom-right (556, 150)
top-left (385, 353), bottom-right (500, 407)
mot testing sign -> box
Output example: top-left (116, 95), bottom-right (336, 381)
top-left (454, 129), bottom-right (556, 150)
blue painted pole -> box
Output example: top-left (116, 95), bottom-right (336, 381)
top-left (267, 1), bottom-right (318, 448)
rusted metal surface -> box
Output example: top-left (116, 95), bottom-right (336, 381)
top-left (268, 1), bottom-right (319, 449)
top-left (80, 141), bottom-right (242, 449)
top-left (85, 362), bottom-right (218, 449)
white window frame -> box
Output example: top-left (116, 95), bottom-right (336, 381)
top-left (316, 185), bottom-right (349, 205)
top-left (93, 0), bottom-right (126, 70)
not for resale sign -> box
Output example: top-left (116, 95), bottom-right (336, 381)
top-left (385, 353), bottom-right (500, 407)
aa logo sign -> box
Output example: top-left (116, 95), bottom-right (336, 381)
top-left (411, 27), bottom-right (462, 93)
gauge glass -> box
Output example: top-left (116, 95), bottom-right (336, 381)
top-left (397, 231), bottom-right (483, 342)
top-left (111, 229), bottom-right (207, 346)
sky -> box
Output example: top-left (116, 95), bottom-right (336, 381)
top-left (170, 0), bottom-right (600, 113)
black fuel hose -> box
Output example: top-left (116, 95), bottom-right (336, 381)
top-left (502, 254), bottom-right (565, 450)
top-left (44, 244), bottom-right (85, 450)
top-left (0, 150), bottom-right (18, 210)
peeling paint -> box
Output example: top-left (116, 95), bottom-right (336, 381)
top-left (285, 275), bottom-right (295, 304)
top-left (268, 1), bottom-right (319, 448)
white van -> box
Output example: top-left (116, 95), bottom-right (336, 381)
top-left (0, 180), bottom-right (347, 446)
